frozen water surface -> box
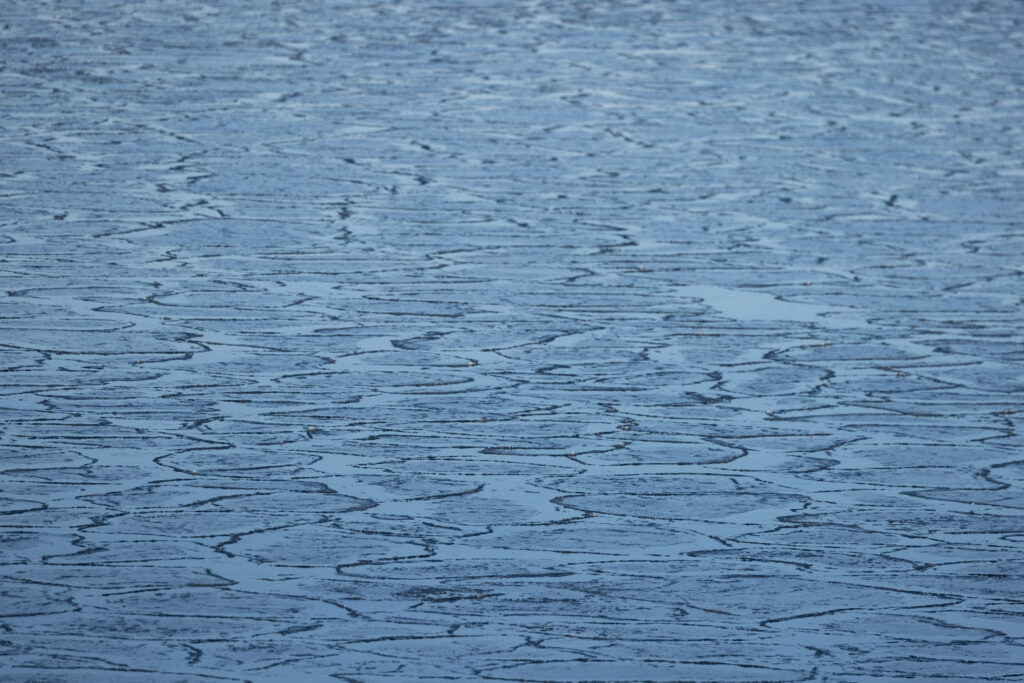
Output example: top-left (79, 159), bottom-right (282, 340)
top-left (1, 0), bottom-right (1023, 680)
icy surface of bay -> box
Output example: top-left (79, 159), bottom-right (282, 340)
top-left (1, 1), bottom-right (1023, 680)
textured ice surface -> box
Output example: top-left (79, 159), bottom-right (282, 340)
top-left (1, 0), bottom-right (1023, 681)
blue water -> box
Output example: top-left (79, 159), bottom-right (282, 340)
top-left (2, 1), bottom-right (1023, 680)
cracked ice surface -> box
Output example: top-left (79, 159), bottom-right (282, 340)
top-left (1, 1), bottom-right (1023, 681)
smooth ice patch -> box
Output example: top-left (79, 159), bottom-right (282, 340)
top-left (680, 285), bottom-right (865, 328)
